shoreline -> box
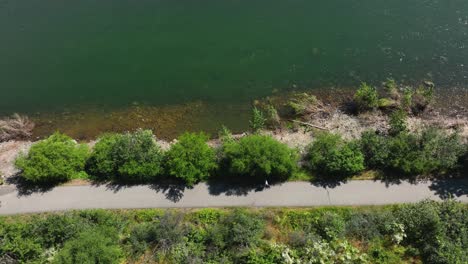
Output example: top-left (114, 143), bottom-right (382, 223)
top-left (2, 106), bottom-right (467, 182)
top-left (2, 82), bottom-right (468, 184)
top-left (0, 85), bottom-right (465, 142)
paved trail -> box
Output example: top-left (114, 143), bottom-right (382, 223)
top-left (0, 180), bottom-right (467, 215)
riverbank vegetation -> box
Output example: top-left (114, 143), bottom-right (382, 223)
top-left (9, 81), bottom-right (468, 187)
top-left (1, 200), bottom-right (466, 263)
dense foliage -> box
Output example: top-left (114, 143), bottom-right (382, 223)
top-left (1, 200), bottom-right (466, 263)
top-left (53, 228), bottom-right (122, 264)
top-left (360, 128), bottom-right (466, 175)
top-left (86, 130), bottom-right (164, 182)
top-left (221, 134), bottom-right (298, 182)
top-left (164, 132), bottom-right (217, 186)
top-left (308, 133), bottom-right (365, 177)
top-left (15, 133), bottom-right (88, 183)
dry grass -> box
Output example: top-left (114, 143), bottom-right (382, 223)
top-left (0, 114), bottom-right (35, 142)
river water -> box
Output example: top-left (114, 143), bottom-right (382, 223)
top-left (1, 0), bottom-right (467, 138)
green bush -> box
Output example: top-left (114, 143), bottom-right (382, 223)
top-left (360, 128), bottom-right (466, 175)
top-left (1, 201), bottom-right (466, 264)
top-left (308, 133), bottom-right (364, 178)
top-left (359, 131), bottom-right (390, 169)
top-left (221, 210), bottom-right (265, 249)
top-left (354, 83), bottom-right (379, 112)
top-left (15, 132), bottom-right (89, 183)
top-left (387, 129), bottom-right (465, 175)
top-left (0, 221), bottom-right (44, 262)
top-left (222, 135), bottom-right (298, 182)
top-left (127, 212), bottom-right (187, 257)
top-left (389, 109), bottom-right (408, 135)
top-left (53, 228), bottom-right (122, 264)
top-left (250, 107), bottom-right (266, 133)
top-left (394, 200), bottom-right (467, 264)
top-left (164, 132), bottom-right (217, 186)
top-left (86, 130), bottom-right (163, 182)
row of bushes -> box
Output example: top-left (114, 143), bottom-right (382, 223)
top-left (15, 125), bottom-right (467, 185)
top-left (1, 200), bottom-right (466, 263)
top-left (15, 130), bottom-right (298, 186)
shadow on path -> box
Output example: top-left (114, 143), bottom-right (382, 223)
top-left (429, 178), bottom-right (468, 199)
top-left (6, 174), bottom-right (56, 196)
top-left (91, 179), bottom-right (188, 203)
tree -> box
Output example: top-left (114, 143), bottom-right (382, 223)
top-left (164, 132), bottom-right (217, 186)
top-left (308, 132), bottom-right (364, 178)
top-left (222, 135), bottom-right (298, 182)
top-left (15, 132), bottom-right (89, 183)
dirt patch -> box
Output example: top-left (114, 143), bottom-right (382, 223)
top-left (0, 141), bottom-right (32, 179)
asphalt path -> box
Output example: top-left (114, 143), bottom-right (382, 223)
top-left (0, 179), bottom-right (467, 215)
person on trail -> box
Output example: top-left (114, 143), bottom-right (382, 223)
top-left (265, 179), bottom-right (269, 188)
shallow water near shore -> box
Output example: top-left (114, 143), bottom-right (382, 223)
top-left (1, 0), bottom-right (468, 137)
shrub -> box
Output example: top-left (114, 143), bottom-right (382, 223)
top-left (393, 200), bottom-right (467, 264)
top-left (285, 92), bottom-right (318, 116)
top-left (418, 128), bottom-right (466, 173)
top-left (386, 129), bottom-right (465, 175)
top-left (218, 125), bottom-right (233, 143)
top-left (411, 83), bottom-right (435, 114)
top-left (308, 133), bottom-right (364, 178)
top-left (222, 135), bottom-right (298, 182)
top-left (389, 109), bottom-right (407, 136)
top-left (53, 228), bottom-right (122, 264)
top-left (354, 83), bottom-right (378, 112)
top-left (0, 221), bottom-right (44, 262)
top-left (127, 212), bottom-right (187, 256)
top-left (264, 104), bottom-right (281, 128)
top-left (221, 210), bottom-right (265, 249)
top-left (250, 107), bottom-right (266, 133)
top-left (86, 130), bottom-right (163, 182)
top-left (164, 132), bottom-right (217, 186)
top-left (316, 212), bottom-right (346, 240)
top-left (31, 215), bottom-right (84, 249)
top-left (15, 132), bottom-right (89, 183)
top-left (359, 131), bottom-right (390, 169)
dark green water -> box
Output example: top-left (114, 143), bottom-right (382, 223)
top-left (1, 0), bottom-right (467, 115)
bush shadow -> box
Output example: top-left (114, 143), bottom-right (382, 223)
top-left (206, 165), bottom-right (275, 196)
top-left (6, 174), bottom-right (59, 196)
top-left (89, 175), bottom-right (188, 203)
top-left (428, 177), bottom-right (468, 199)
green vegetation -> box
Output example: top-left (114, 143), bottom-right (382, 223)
top-left (1, 200), bottom-right (466, 263)
top-left (221, 134), bottom-right (298, 182)
top-left (308, 132), bottom-right (365, 178)
top-left (53, 228), bottom-right (122, 264)
top-left (164, 132), bottom-right (217, 186)
top-left (249, 107), bottom-right (266, 133)
top-left (360, 128), bottom-right (466, 175)
top-left (389, 109), bottom-right (408, 136)
top-left (358, 80), bottom-right (436, 116)
top-left (354, 83), bottom-right (379, 112)
top-left (12, 81), bottom-right (467, 186)
top-left (86, 129), bottom-right (164, 183)
top-left (15, 133), bottom-right (89, 183)
top-left (285, 92), bottom-right (318, 116)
